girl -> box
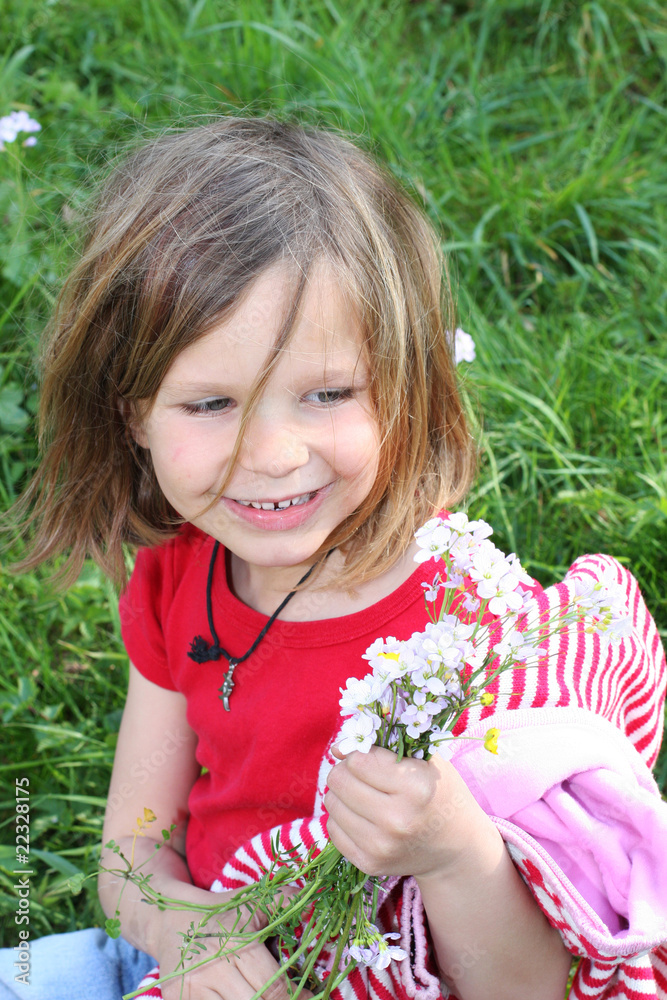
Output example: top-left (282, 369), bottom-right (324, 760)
top-left (3, 117), bottom-right (666, 1000)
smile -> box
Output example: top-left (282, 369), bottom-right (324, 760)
top-left (234, 491), bottom-right (317, 511)
top-left (221, 484), bottom-right (334, 532)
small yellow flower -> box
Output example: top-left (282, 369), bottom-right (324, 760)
top-left (378, 652), bottom-right (400, 661)
top-left (484, 728), bottom-right (500, 755)
top-left (130, 807), bottom-right (157, 866)
top-left (479, 692), bottom-right (494, 707)
top-left (133, 807), bottom-right (157, 837)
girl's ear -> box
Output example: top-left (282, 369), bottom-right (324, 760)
top-left (117, 396), bottom-right (149, 449)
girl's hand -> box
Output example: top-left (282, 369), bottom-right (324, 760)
top-left (324, 745), bottom-right (492, 878)
top-left (325, 746), bottom-right (571, 1000)
top-left (155, 886), bottom-right (313, 1000)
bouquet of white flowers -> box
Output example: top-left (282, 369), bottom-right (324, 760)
top-left (104, 512), bottom-right (630, 1000)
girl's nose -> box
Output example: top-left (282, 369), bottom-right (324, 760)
top-left (238, 413), bottom-right (310, 479)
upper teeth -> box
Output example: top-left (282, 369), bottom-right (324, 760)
top-left (236, 492), bottom-right (314, 510)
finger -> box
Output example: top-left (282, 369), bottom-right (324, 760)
top-left (325, 812), bottom-right (386, 876)
top-left (239, 942), bottom-right (294, 1000)
top-left (327, 747), bottom-right (406, 801)
top-left (325, 787), bottom-right (380, 845)
top-left (332, 745), bottom-right (403, 793)
top-left (331, 743), bottom-right (349, 760)
top-left (325, 767), bottom-right (388, 821)
top-left (161, 957), bottom-right (256, 1000)
top-left (342, 746), bottom-right (431, 794)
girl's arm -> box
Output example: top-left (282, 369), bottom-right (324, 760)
top-left (325, 746), bottom-right (572, 1000)
top-left (100, 664), bottom-right (298, 1000)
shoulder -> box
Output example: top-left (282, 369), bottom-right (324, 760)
top-left (127, 523), bottom-right (210, 590)
top-left (119, 524), bottom-right (212, 634)
top-left (118, 524), bottom-right (214, 687)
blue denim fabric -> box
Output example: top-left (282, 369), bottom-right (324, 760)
top-left (0, 928), bottom-right (155, 1000)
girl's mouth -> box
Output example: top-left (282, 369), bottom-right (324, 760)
top-left (222, 485), bottom-right (333, 530)
top-left (235, 490), bottom-right (316, 510)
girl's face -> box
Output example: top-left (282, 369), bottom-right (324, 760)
top-left (130, 266), bottom-right (380, 579)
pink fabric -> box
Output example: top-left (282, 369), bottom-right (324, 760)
top-left (442, 707), bottom-right (667, 941)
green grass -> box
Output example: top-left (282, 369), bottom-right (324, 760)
top-left (1, 0), bottom-right (666, 940)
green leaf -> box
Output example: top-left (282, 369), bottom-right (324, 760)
top-left (0, 385), bottom-right (29, 432)
top-left (67, 872), bottom-right (86, 895)
top-left (30, 849), bottom-right (83, 878)
top-left (105, 917), bottom-right (122, 939)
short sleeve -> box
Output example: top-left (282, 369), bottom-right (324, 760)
top-left (119, 543), bottom-right (178, 691)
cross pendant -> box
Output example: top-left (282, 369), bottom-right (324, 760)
top-left (218, 660), bottom-right (238, 712)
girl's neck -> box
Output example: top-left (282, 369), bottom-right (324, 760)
top-left (227, 544), bottom-right (419, 621)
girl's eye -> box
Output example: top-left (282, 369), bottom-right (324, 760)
top-left (181, 397), bottom-right (232, 415)
top-left (306, 388), bottom-right (354, 405)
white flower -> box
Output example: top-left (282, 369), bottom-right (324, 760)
top-left (466, 640), bottom-right (490, 669)
top-left (372, 933), bottom-right (408, 969)
top-left (462, 592), bottom-right (481, 613)
top-left (399, 703), bottom-right (433, 738)
top-left (477, 572), bottom-right (525, 616)
top-left (421, 571), bottom-right (443, 601)
top-left (339, 676), bottom-right (385, 715)
top-left (384, 726), bottom-right (403, 752)
top-left (494, 628), bottom-right (541, 665)
top-left (362, 638), bottom-right (409, 685)
top-left (414, 518), bottom-right (453, 562)
top-left (453, 328), bottom-right (476, 365)
top-left (586, 609), bottom-right (633, 646)
top-left (363, 636), bottom-right (402, 660)
top-left (599, 615), bottom-right (633, 645)
top-left (469, 540), bottom-right (510, 585)
top-left (444, 510), bottom-right (472, 533)
top-left (429, 725), bottom-right (454, 747)
top-left (337, 712), bottom-right (381, 754)
top-left (573, 572), bottom-right (628, 619)
top-left (447, 524), bottom-right (493, 574)
top-left (348, 942), bottom-right (375, 963)
top-left (377, 686), bottom-right (407, 720)
top-left (506, 551), bottom-right (535, 587)
top-left (421, 674), bottom-right (449, 697)
top-left (429, 615), bottom-right (476, 642)
top-left (413, 689), bottom-right (442, 715)
top-left (0, 110), bottom-right (41, 152)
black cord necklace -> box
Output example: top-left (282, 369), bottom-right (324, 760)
top-left (187, 542), bottom-right (326, 711)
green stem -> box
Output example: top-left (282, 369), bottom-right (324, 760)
top-left (321, 903), bottom-right (356, 1000)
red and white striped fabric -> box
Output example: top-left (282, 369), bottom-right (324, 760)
top-left (136, 555), bottom-right (667, 1000)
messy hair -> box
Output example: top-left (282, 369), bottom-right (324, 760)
top-left (12, 116), bottom-right (475, 589)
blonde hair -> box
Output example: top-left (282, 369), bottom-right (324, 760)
top-left (12, 116), bottom-right (475, 588)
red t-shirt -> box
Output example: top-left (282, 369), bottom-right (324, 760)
top-left (119, 523), bottom-right (443, 888)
